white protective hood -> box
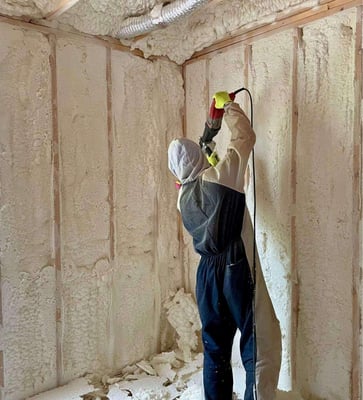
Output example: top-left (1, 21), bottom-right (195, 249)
top-left (168, 138), bottom-right (209, 184)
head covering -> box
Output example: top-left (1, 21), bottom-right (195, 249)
top-left (168, 138), bottom-right (209, 184)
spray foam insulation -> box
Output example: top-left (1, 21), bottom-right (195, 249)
top-left (295, 10), bottom-right (355, 400)
top-left (0, 24), bottom-right (57, 399)
top-left (0, 1), bottom-right (360, 399)
top-left (0, 1), bottom-right (328, 64)
top-left (0, 20), bottom-right (184, 399)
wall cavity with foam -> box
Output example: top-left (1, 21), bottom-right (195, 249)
top-left (295, 11), bottom-right (356, 399)
top-left (184, 7), bottom-right (360, 399)
top-left (0, 21), bottom-right (184, 400)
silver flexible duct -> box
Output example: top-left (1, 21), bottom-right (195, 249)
top-left (116, 0), bottom-right (209, 39)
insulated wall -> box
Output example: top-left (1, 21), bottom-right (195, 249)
top-left (250, 30), bottom-right (294, 391)
top-left (184, 7), bottom-right (360, 399)
top-left (0, 25), bottom-right (56, 399)
top-left (0, 21), bottom-right (184, 400)
top-left (57, 37), bottom-right (111, 383)
top-left (295, 11), bottom-right (357, 399)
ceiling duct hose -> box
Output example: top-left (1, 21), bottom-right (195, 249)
top-left (116, 0), bottom-right (209, 39)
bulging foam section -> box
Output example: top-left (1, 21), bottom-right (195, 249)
top-left (164, 289), bottom-right (201, 361)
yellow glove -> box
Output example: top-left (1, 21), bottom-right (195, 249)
top-left (207, 151), bottom-right (220, 167)
top-left (213, 91), bottom-right (232, 109)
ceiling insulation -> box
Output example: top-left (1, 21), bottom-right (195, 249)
top-left (0, 0), bottom-right (61, 18)
top-left (0, 0), bottom-right (320, 63)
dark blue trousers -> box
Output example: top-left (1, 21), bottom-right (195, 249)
top-left (196, 252), bottom-right (255, 400)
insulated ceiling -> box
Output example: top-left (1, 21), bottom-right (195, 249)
top-left (0, 0), bottom-right (321, 63)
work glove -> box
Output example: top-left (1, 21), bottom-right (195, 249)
top-left (205, 91), bottom-right (235, 132)
top-left (213, 91), bottom-right (234, 109)
top-left (204, 141), bottom-right (220, 167)
top-left (199, 91), bottom-right (235, 167)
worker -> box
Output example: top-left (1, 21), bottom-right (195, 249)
top-left (167, 92), bottom-right (281, 400)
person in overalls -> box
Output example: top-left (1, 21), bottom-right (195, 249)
top-left (168, 92), bottom-right (281, 400)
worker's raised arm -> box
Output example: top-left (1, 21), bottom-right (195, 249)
top-left (202, 99), bottom-right (256, 194)
top-left (225, 101), bottom-right (255, 157)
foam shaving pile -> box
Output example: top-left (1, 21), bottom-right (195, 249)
top-left (28, 289), bottom-right (305, 399)
top-left (164, 289), bottom-right (202, 362)
top-left (29, 290), bottom-right (204, 400)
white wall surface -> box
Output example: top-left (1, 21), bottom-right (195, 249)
top-left (0, 22), bottom-right (184, 400)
